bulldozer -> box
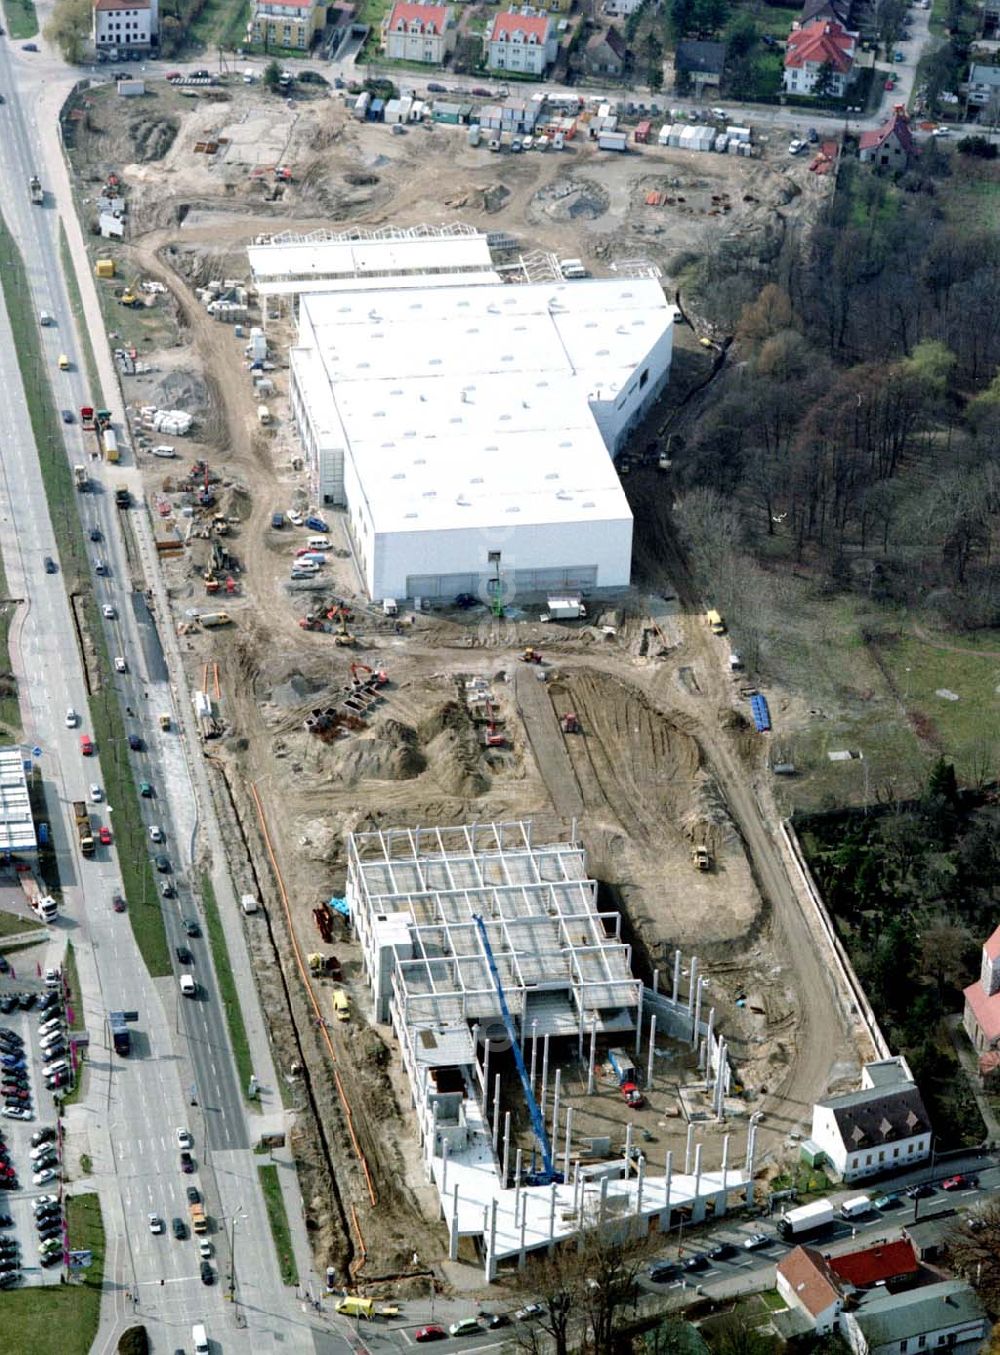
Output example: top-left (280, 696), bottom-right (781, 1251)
top-left (204, 571), bottom-right (220, 595)
top-left (521, 648), bottom-right (543, 664)
top-left (560, 712), bottom-right (581, 734)
top-left (119, 290), bottom-right (141, 308)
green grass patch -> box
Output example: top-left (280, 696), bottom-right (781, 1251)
top-left (257, 1163), bottom-right (298, 1286)
top-left (60, 1059), bottom-right (86, 1107)
top-left (869, 628), bottom-right (1000, 783)
top-left (200, 873), bottom-right (256, 1104)
top-left (760, 1290), bottom-right (788, 1312)
top-left (79, 1152), bottom-right (92, 1176)
top-left (0, 216), bottom-right (170, 976)
top-left (184, 0), bottom-right (252, 50)
top-left (59, 222), bottom-right (102, 402)
top-left (0, 0), bottom-right (39, 39)
top-left (0, 1193), bottom-right (104, 1352)
top-left (0, 909), bottom-right (43, 939)
top-left (0, 602), bottom-right (21, 736)
top-left (769, 1164), bottom-right (832, 1197)
top-left (753, 4), bottom-right (798, 38)
top-left (64, 941), bottom-right (85, 1031)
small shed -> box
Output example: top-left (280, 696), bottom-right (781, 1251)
top-left (117, 78), bottom-right (145, 97)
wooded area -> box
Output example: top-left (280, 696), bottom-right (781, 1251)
top-left (798, 762), bottom-right (998, 1146)
top-left (673, 159), bottom-right (1000, 646)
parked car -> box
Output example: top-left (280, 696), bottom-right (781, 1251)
top-left (515, 1304), bottom-right (546, 1321)
top-left (414, 1328), bottom-right (447, 1343)
top-left (942, 1174), bottom-right (977, 1191)
top-left (743, 1233), bottom-right (770, 1250)
top-left (906, 1184), bottom-right (934, 1200)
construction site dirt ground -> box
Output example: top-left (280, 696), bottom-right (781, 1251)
top-left (63, 78), bottom-right (859, 1286)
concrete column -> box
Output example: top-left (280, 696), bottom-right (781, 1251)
top-left (540, 1033), bottom-right (550, 1120)
top-left (529, 1020), bottom-right (539, 1090)
top-left (599, 1175), bottom-right (609, 1228)
top-left (487, 1196), bottom-right (498, 1283)
top-left (450, 1184), bottom-right (460, 1261)
top-left (502, 1111), bottom-right (512, 1188)
top-left (636, 1152), bottom-right (646, 1219)
top-left (551, 1068), bottom-right (561, 1148)
top-left (573, 1161), bottom-right (582, 1220)
top-left (684, 1121), bottom-right (695, 1175)
top-left (482, 1029), bottom-right (490, 1107)
top-left (635, 986), bottom-right (644, 1056)
top-left (441, 1138), bottom-right (449, 1196)
top-left (721, 1132), bottom-right (730, 1182)
top-left (704, 1008), bottom-right (716, 1087)
top-left (563, 1105), bottom-right (574, 1183)
top-left (652, 968), bottom-right (659, 998)
top-left (624, 1122), bottom-right (633, 1180)
top-left (519, 1205), bottom-right (527, 1270)
top-left (548, 1182), bottom-right (558, 1252)
top-left (692, 976), bottom-right (704, 1049)
top-left (586, 1014), bottom-right (598, 1095)
top-left (692, 1143), bottom-right (704, 1223)
top-left (672, 949), bottom-right (681, 1005)
top-left (429, 1100), bottom-right (439, 1167)
top-left (646, 1013), bottom-right (657, 1089)
top-left (714, 1041), bottom-right (727, 1121)
top-left (493, 1072), bottom-right (502, 1149)
top-left (698, 1037), bottom-right (707, 1073)
top-left (661, 1149), bottom-right (673, 1232)
top-left (514, 1147), bottom-right (523, 1220)
top-left (578, 1002), bottom-right (585, 1062)
top-left (688, 956), bottom-right (699, 1015)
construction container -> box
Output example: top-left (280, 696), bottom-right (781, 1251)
top-left (726, 125), bottom-right (751, 143)
top-left (598, 131), bottom-right (628, 152)
top-left (634, 119), bottom-right (651, 144)
top-left (467, 124), bottom-right (481, 147)
top-left (95, 259), bottom-right (116, 279)
top-left (353, 91), bottom-right (371, 121)
top-left (658, 124), bottom-right (671, 145)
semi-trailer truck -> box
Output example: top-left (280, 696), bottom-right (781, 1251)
top-left (73, 801), bottom-right (95, 856)
top-left (777, 1199), bottom-right (835, 1240)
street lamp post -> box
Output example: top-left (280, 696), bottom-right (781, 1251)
top-left (227, 1205), bottom-right (247, 1306)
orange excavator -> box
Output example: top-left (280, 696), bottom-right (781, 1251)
top-left (482, 698), bottom-right (506, 748)
top-left (350, 660), bottom-right (389, 688)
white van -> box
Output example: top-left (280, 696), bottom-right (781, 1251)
top-left (307, 536), bottom-right (330, 550)
top-left (180, 975), bottom-right (197, 998)
top-left (240, 894), bottom-right (258, 915)
top-left (192, 1325), bottom-right (209, 1354)
top-left (840, 1195), bottom-right (872, 1220)
top-left (559, 258), bottom-right (587, 279)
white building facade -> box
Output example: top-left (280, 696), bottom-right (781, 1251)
top-left (93, 0), bottom-right (157, 51)
top-left (810, 1058), bottom-right (931, 1183)
top-left (285, 235), bottom-right (675, 602)
top-left (383, 1), bottom-right (454, 62)
top-left (486, 10), bottom-right (557, 76)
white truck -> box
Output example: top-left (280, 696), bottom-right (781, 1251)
top-left (541, 596), bottom-right (586, 621)
top-left (840, 1195), bottom-right (872, 1220)
top-left (777, 1199), bottom-right (836, 1240)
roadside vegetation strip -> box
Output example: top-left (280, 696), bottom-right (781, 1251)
top-left (0, 0), bottom-right (39, 39)
top-left (58, 220), bottom-right (102, 401)
top-left (0, 1192), bottom-right (104, 1353)
top-left (0, 910), bottom-right (43, 939)
top-left (257, 1163), bottom-right (299, 1287)
top-left (63, 940), bottom-right (85, 1030)
top-left (199, 872), bottom-right (255, 1103)
top-left (0, 214), bottom-right (171, 976)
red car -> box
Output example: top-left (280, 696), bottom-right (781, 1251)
top-left (414, 1328), bottom-right (447, 1344)
top-left (112, 895), bottom-right (126, 913)
top-left (99, 826), bottom-right (112, 846)
top-left (884, 79), bottom-right (895, 90)
top-left (942, 1174), bottom-right (977, 1191)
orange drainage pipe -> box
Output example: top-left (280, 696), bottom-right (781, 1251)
top-left (248, 780), bottom-right (377, 1209)
top-left (213, 662), bottom-right (221, 701)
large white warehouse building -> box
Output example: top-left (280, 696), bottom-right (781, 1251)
top-left (287, 241), bottom-right (675, 602)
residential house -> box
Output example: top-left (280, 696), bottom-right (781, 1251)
top-left (485, 8), bottom-right (557, 77)
top-left (902, 1212), bottom-right (960, 1264)
top-left (840, 1281), bottom-right (988, 1355)
top-left (859, 104), bottom-right (915, 169)
top-left (829, 1239), bottom-right (921, 1293)
top-left (382, 1), bottom-right (455, 64)
top-left (584, 27), bottom-right (628, 79)
top-left (93, 0), bottom-right (157, 53)
top-left (249, 0), bottom-right (326, 51)
top-left (965, 62), bottom-right (1000, 108)
top-left (783, 19), bottom-right (857, 98)
top-left (800, 0), bottom-right (852, 27)
top-left (810, 1056), bottom-right (931, 1182)
top-left (962, 924), bottom-right (1000, 1076)
top-left (674, 40), bottom-right (726, 92)
top-left (776, 1247), bottom-right (845, 1335)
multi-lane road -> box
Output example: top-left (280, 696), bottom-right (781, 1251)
top-left (0, 32), bottom-right (328, 1355)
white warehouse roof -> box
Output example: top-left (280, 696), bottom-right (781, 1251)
top-left (295, 277), bottom-right (672, 538)
top-left (0, 747), bottom-right (35, 854)
top-left (248, 229), bottom-right (496, 292)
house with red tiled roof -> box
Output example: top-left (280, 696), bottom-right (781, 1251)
top-left (829, 1239), bottom-right (920, 1291)
top-left (382, 1), bottom-right (455, 64)
top-left (963, 924), bottom-right (1000, 1078)
top-left (859, 104), bottom-right (915, 169)
top-left (486, 8), bottom-right (557, 77)
top-left (783, 19), bottom-right (857, 98)
top-left (777, 1246), bottom-right (845, 1334)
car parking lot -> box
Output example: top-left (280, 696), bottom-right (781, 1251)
top-left (0, 982), bottom-right (74, 1287)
